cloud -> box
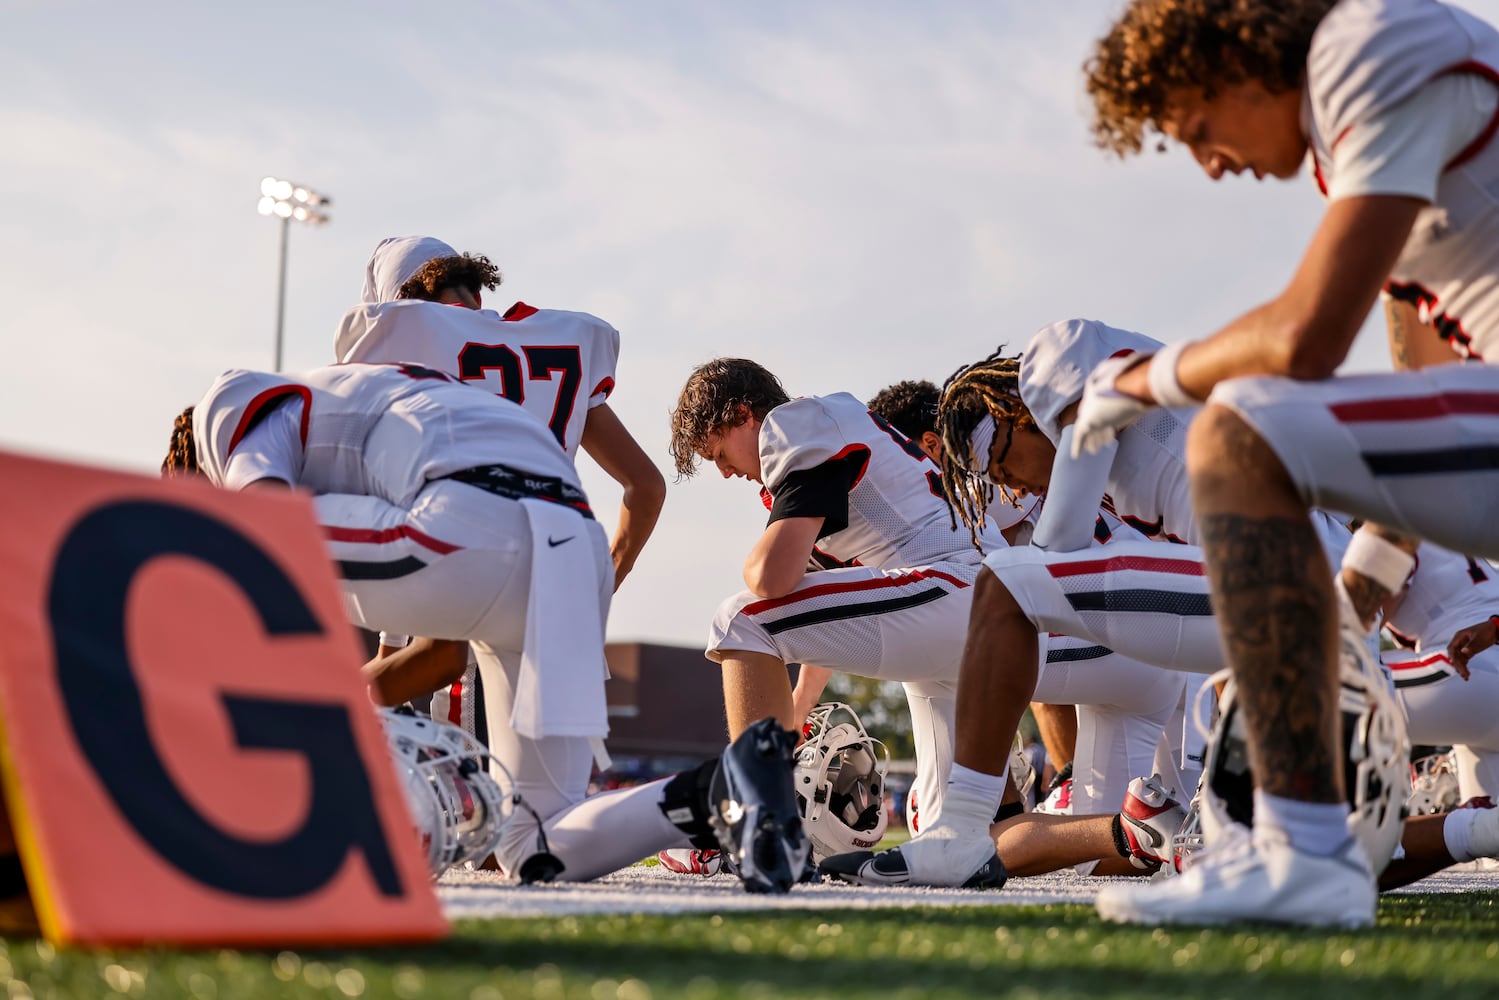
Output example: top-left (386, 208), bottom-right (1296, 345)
top-left (3, 0), bottom-right (1491, 641)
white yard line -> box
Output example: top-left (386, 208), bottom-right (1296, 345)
top-left (439, 864), bottom-right (1499, 920)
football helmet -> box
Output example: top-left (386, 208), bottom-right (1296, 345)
top-left (1407, 750), bottom-right (1461, 817)
top-left (382, 708), bottom-right (513, 878)
top-left (794, 703), bottom-right (890, 861)
top-left (1179, 620), bottom-right (1411, 875)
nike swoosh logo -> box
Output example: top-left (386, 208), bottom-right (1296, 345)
top-left (548, 536), bottom-right (575, 547)
top-left (1131, 820), bottom-right (1165, 848)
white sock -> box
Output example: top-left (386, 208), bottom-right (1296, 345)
top-left (1254, 790), bottom-right (1350, 857)
top-left (541, 777), bottom-right (686, 881)
top-left (937, 764), bottom-right (1005, 833)
top-left (1440, 806), bottom-right (1499, 862)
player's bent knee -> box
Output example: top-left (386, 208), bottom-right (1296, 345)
top-left (1185, 404), bottom-right (1296, 497)
top-left (1186, 404), bottom-right (1257, 470)
top-left (972, 565), bottom-right (1026, 623)
top-left (707, 592), bottom-right (780, 662)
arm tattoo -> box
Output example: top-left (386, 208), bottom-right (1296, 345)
top-left (1200, 513), bottom-right (1344, 803)
top-left (1385, 298), bottom-right (1412, 371)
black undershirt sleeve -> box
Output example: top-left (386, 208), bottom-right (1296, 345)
top-left (766, 449), bottom-right (867, 538)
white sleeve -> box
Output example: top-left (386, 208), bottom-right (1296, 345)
top-left (758, 397), bottom-right (852, 490)
top-left (1327, 73), bottom-right (1499, 203)
top-left (1020, 320), bottom-right (1162, 446)
top-left (1030, 428), bottom-right (1115, 552)
top-left (588, 320), bottom-right (621, 408)
top-left (222, 400), bottom-right (305, 490)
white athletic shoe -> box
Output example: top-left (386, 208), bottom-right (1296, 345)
top-left (1034, 778), bottom-right (1073, 816)
top-left (819, 820), bottom-right (1006, 889)
top-left (1119, 774), bottom-right (1187, 870)
top-left (1095, 825), bottom-right (1376, 928)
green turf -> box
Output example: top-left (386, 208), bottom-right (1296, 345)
top-left (0, 893), bottom-right (1496, 999)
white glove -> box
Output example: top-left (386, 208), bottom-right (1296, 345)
top-left (1070, 353), bottom-right (1157, 458)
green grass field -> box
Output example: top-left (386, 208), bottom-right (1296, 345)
top-left (2, 893), bottom-right (1496, 1000)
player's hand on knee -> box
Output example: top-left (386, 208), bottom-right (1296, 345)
top-left (1447, 616), bottom-right (1499, 679)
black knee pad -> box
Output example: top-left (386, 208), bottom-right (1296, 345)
top-left (659, 757), bottom-right (720, 851)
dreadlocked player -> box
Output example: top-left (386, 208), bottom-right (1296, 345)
top-left (822, 320), bottom-right (1356, 888)
top-left (867, 378), bottom-right (1161, 833)
top-left (827, 331), bottom-right (1499, 890)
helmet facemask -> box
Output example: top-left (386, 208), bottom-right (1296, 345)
top-left (794, 703), bottom-right (891, 861)
top-left (382, 709), bottom-right (515, 878)
top-left (1180, 626), bottom-right (1411, 875)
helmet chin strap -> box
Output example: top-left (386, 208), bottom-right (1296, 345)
top-left (513, 794), bottom-right (566, 884)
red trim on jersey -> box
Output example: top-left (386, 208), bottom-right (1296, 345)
top-left (1312, 155), bottom-right (1329, 197)
top-left (1384, 621), bottom-right (1419, 649)
top-left (1107, 349), bottom-right (1135, 360)
top-left (502, 301), bottom-right (539, 322)
top-left (740, 568), bottom-right (968, 616)
top-left (1330, 125), bottom-right (1354, 150)
top-left (1329, 391), bottom-right (1499, 423)
top-left (1388, 651), bottom-right (1452, 671)
top-left (446, 679), bottom-right (464, 725)
top-left (1047, 555), bottom-right (1204, 579)
top-left (1438, 61), bottom-right (1499, 170)
top-left (322, 524), bottom-right (462, 554)
top-left (227, 385), bottom-right (312, 455)
top-left (1382, 279), bottom-right (1480, 360)
top-left (825, 443), bottom-right (872, 491)
top-left (760, 487), bottom-right (774, 511)
top-left (592, 376), bottom-right (616, 399)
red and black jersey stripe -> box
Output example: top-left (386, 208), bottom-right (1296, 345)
top-left (1049, 555), bottom-right (1213, 617)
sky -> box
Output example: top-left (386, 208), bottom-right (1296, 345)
top-left (6, 1), bottom-right (1496, 647)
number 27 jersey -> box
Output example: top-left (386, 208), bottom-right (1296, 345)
top-left (334, 300), bottom-right (620, 458)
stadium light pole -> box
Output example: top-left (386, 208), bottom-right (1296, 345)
top-left (257, 176), bottom-right (332, 372)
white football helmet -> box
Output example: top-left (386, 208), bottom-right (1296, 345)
top-left (793, 703), bottom-right (890, 861)
top-left (1182, 621), bottom-right (1411, 875)
top-left (382, 709), bottom-right (513, 878)
top-left (1407, 751), bottom-right (1461, 816)
top-left (1172, 794), bottom-right (1205, 873)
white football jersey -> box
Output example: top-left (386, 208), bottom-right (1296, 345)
top-left (1305, 0), bottom-right (1499, 360)
top-left (334, 300), bottom-right (621, 457)
top-left (1387, 541), bottom-right (1499, 649)
top-left (1021, 319), bottom-right (1197, 544)
top-left (194, 362), bottom-right (580, 509)
top-left (758, 392), bottom-right (1004, 569)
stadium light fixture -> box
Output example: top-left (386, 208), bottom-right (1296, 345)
top-left (257, 175), bottom-right (332, 371)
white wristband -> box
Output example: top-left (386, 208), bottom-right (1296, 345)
top-left (1146, 339), bottom-right (1199, 409)
top-left (1342, 530), bottom-right (1416, 595)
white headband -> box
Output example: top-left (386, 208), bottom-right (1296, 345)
top-left (967, 417), bottom-right (996, 480)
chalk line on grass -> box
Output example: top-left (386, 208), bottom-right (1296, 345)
top-left (439, 863), bottom-right (1499, 920)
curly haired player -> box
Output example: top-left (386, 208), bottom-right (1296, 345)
top-left (1071, 0), bottom-right (1499, 926)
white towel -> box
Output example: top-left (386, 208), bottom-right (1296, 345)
top-left (511, 499), bottom-right (610, 741)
